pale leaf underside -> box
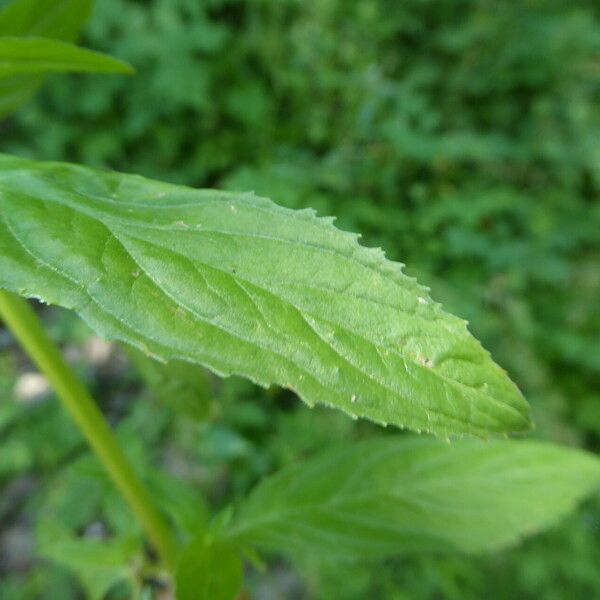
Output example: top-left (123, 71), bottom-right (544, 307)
top-left (226, 437), bottom-right (600, 557)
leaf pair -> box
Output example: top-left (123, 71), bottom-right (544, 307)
top-left (0, 148), bottom-right (595, 598)
top-left (176, 436), bottom-right (600, 598)
top-left (0, 153), bottom-right (597, 598)
top-left (0, 0), bottom-right (132, 117)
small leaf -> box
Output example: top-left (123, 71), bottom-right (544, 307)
top-left (0, 0), bottom-right (93, 116)
top-left (37, 520), bottom-right (138, 600)
top-left (175, 537), bottom-right (242, 600)
top-left (146, 470), bottom-right (211, 542)
top-left (0, 37), bottom-right (134, 77)
top-left (126, 345), bottom-right (216, 422)
top-left (224, 437), bottom-right (600, 558)
top-left (0, 73), bottom-right (39, 114)
top-left (0, 154), bottom-right (530, 438)
top-left (0, 0), bottom-right (92, 38)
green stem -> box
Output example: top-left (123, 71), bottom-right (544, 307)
top-left (0, 290), bottom-right (178, 573)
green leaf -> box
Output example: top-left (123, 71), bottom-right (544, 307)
top-left (37, 520), bottom-right (138, 600)
top-left (0, 0), bottom-right (91, 38)
top-left (224, 437), bottom-right (600, 558)
top-left (146, 470), bottom-right (211, 543)
top-left (0, 0), bottom-right (92, 116)
top-left (0, 153), bottom-right (530, 438)
top-left (126, 345), bottom-right (216, 422)
top-left (0, 73), bottom-right (38, 114)
top-left (0, 37), bottom-right (134, 77)
top-left (175, 537), bottom-right (242, 600)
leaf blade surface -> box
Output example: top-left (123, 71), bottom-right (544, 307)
top-left (225, 437), bottom-right (600, 558)
top-left (0, 0), bottom-right (93, 116)
top-left (0, 154), bottom-right (530, 438)
top-left (0, 0), bottom-right (92, 38)
top-left (175, 537), bottom-right (242, 600)
top-left (0, 37), bottom-right (134, 77)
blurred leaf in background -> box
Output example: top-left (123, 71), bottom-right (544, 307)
top-left (0, 0), bottom-right (93, 116)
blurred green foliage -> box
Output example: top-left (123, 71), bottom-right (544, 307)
top-left (1, 0), bottom-right (600, 597)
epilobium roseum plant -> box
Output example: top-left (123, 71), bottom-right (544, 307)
top-left (0, 1), bottom-right (598, 598)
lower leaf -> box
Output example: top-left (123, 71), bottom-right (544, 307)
top-left (225, 437), bottom-right (600, 558)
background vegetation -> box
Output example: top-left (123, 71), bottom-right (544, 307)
top-left (1, 0), bottom-right (599, 597)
